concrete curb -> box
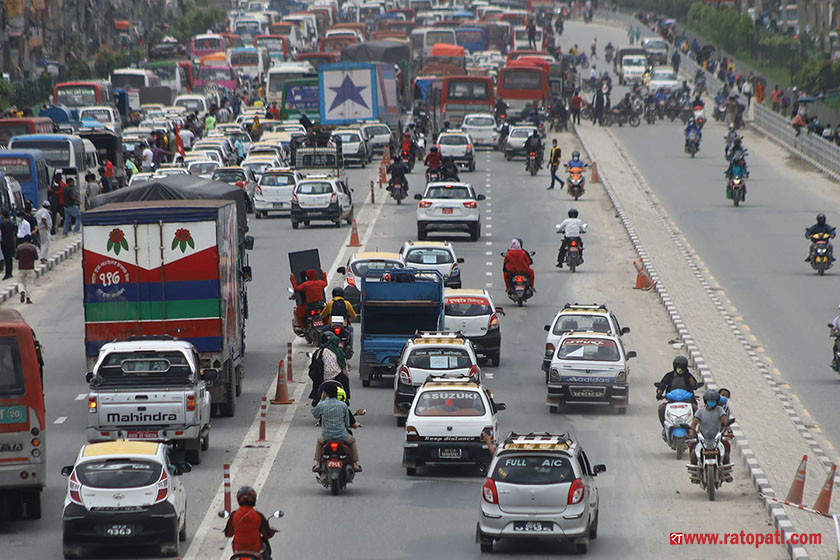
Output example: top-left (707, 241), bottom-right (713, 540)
top-left (574, 125), bottom-right (810, 560)
top-left (0, 237), bottom-right (82, 305)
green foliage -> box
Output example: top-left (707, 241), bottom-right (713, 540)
top-left (793, 60), bottom-right (840, 94)
top-left (0, 79), bottom-right (13, 110)
top-left (11, 75), bottom-right (56, 110)
top-left (94, 47), bottom-right (147, 78)
top-left (173, 2), bottom-right (226, 42)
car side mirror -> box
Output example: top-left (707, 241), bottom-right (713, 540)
top-left (621, 327), bottom-right (631, 334)
top-left (593, 464), bottom-right (607, 475)
top-left (337, 266), bottom-right (346, 275)
top-left (457, 257), bottom-right (464, 263)
top-left (495, 402), bottom-right (507, 411)
top-left (242, 266), bottom-right (253, 282)
top-left (414, 194), bottom-right (422, 200)
top-left (201, 368), bottom-right (219, 381)
top-left (176, 463), bottom-right (192, 475)
top-left (494, 306), bottom-right (505, 316)
top-left (61, 465), bottom-right (73, 476)
top-left (476, 194), bottom-right (486, 201)
top-left (85, 371), bottom-right (94, 383)
top-left (218, 510), bottom-right (230, 519)
top-left (626, 351), bottom-right (637, 359)
top-left (544, 325), bottom-right (550, 332)
top-left (244, 235), bottom-right (255, 251)
top-left (272, 510), bottom-right (284, 519)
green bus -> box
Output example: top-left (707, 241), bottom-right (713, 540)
top-left (280, 78), bottom-right (320, 124)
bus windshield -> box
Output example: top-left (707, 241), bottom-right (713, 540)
top-left (199, 67), bottom-right (233, 81)
top-left (230, 52), bottom-right (259, 66)
top-left (426, 30), bottom-right (455, 45)
top-left (112, 73), bottom-right (147, 89)
top-left (9, 140), bottom-right (70, 167)
top-left (283, 83), bottom-right (319, 111)
top-left (194, 37), bottom-right (224, 51)
top-left (56, 85), bottom-right (98, 106)
top-left (502, 69), bottom-right (542, 90)
top-left (151, 65), bottom-right (177, 81)
top-left (256, 38), bottom-right (285, 52)
top-left (447, 80), bottom-right (490, 100)
top-left (0, 156), bottom-right (33, 181)
top-left (270, 72), bottom-right (307, 94)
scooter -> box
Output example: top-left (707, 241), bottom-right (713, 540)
top-left (654, 383), bottom-right (702, 460)
top-left (686, 418), bottom-right (736, 501)
top-left (289, 289), bottom-right (325, 344)
top-left (685, 131), bottom-right (700, 158)
top-left (525, 152), bottom-right (540, 176)
top-left (325, 315), bottom-right (354, 360)
top-left (693, 105), bottom-right (706, 129)
top-left (808, 232), bottom-right (835, 275)
top-left (500, 252), bottom-right (535, 306)
top-left (218, 509), bottom-right (284, 560)
top-left (315, 410), bottom-right (365, 496)
top-left (725, 164), bottom-right (747, 207)
top-left (827, 323), bottom-right (840, 372)
top-left (565, 164), bottom-right (588, 200)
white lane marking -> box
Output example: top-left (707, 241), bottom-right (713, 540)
top-left (485, 261), bottom-right (493, 266)
top-left (485, 196), bottom-right (491, 200)
top-left (486, 216), bottom-right (492, 221)
top-left (486, 224), bottom-right (492, 229)
top-left (486, 271), bottom-right (493, 276)
top-left (75, 393), bottom-right (86, 400)
top-left (485, 251), bottom-right (492, 255)
top-left (485, 282), bottom-right (493, 288)
top-left (486, 202), bottom-right (492, 207)
top-left (484, 373), bottom-right (495, 379)
top-left (54, 416), bottom-right (67, 424)
top-left (486, 241), bottom-right (493, 246)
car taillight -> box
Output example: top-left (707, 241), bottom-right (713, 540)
top-left (467, 144), bottom-right (472, 151)
top-left (419, 200), bottom-right (432, 208)
top-left (405, 426), bottom-right (420, 441)
top-left (469, 364), bottom-right (481, 380)
top-left (186, 393), bottom-right (196, 412)
top-left (545, 343), bottom-right (555, 357)
top-left (436, 144), bottom-right (440, 150)
top-left (346, 275), bottom-right (356, 287)
top-left (529, 152), bottom-right (535, 156)
top-left (488, 313), bottom-right (499, 330)
top-left (256, 185), bottom-right (263, 195)
top-left (329, 442), bottom-right (339, 452)
top-left (615, 370), bottom-right (627, 383)
top-left (88, 396), bottom-right (97, 414)
top-left (482, 478), bottom-right (498, 504)
top-left (333, 327), bottom-right (341, 335)
top-left (330, 193), bottom-right (337, 203)
top-left (399, 365), bottom-right (412, 384)
top-left (154, 468), bottom-right (170, 503)
top-left (568, 478), bottom-right (585, 504)
top-left (235, 180), bottom-right (245, 189)
top-left (450, 263), bottom-right (460, 276)
top-left (68, 471), bottom-right (83, 505)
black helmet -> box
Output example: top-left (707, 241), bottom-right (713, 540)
top-left (673, 355), bottom-right (689, 372)
top-left (430, 146), bottom-right (438, 152)
top-left (817, 213), bottom-right (827, 226)
top-left (332, 287), bottom-right (344, 298)
top-left (703, 389), bottom-right (719, 406)
top-left (572, 150), bottom-right (580, 159)
top-left (568, 208), bottom-right (579, 218)
top-left (236, 486), bottom-right (257, 506)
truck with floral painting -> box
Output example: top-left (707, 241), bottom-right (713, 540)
top-left (81, 200), bottom-right (246, 419)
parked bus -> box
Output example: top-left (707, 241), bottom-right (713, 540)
top-left (455, 26), bottom-right (488, 53)
top-left (319, 34), bottom-right (360, 52)
top-left (110, 69), bottom-right (160, 110)
top-left (0, 309), bottom-right (46, 520)
top-left (178, 61), bottom-right (194, 91)
top-left (411, 27), bottom-right (458, 59)
top-left (0, 119), bottom-right (54, 147)
top-left (228, 47), bottom-right (269, 82)
top-left (438, 75), bottom-right (494, 127)
top-left (146, 61), bottom-right (188, 94)
top-left (52, 81), bottom-right (114, 108)
top-left (496, 63), bottom-right (547, 115)
top-left (280, 77), bottom-right (320, 123)
top-left (190, 34), bottom-right (226, 61)
top-left (270, 22), bottom-right (304, 51)
top-left (8, 134), bottom-right (96, 186)
top-left (254, 34), bottom-right (288, 63)
top-left (0, 150), bottom-right (50, 205)
top-left (266, 62), bottom-right (316, 105)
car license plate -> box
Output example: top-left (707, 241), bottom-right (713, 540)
top-left (105, 524), bottom-right (134, 537)
top-left (439, 448), bottom-right (461, 459)
top-left (514, 521), bottom-right (552, 532)
top-left (326, 459), bottom-right (342, 469)
top-left (313, 318), bottom-right (323, 327)
top-left (570, 387), bottom-right (606, 398)
top-left (273, 202), bottom-right (284, 208)
top-left (442, 208), bottom-right (454, 215)
top-left (126, 430), bottom-right (159, 439)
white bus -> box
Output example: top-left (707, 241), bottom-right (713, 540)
top-left (110, 69), bottom-right (160, 110)
top-left (266, 62), bottom-right (316, 105)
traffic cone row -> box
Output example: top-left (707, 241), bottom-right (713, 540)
top-left (782, 454), bottom-right (836, 515)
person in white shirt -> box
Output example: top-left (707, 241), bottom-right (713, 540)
top-left (179, 127), bottom-right (194, 150)
top-left (16, 213), bottom-right (31, 242)
top-left (141, 143), bottom-right (154, 171)
top-left (35, 202), bottom-right (52, 263)
top-left (556, 208), bottom-right (587, 268)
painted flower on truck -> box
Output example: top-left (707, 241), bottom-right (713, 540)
top-left (107, 228), bottom-right (129, 255)
top-left (172, 228), bottom-right (195, 253)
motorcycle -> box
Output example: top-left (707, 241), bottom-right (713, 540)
top-left (679, 101), bottom-right (693, 124)
top-left (326, 315), bottom-right (354, 359)
top-left (506, 271), bottom-right (534, 307)
top-left (290, 290), bottom-right (326, 344)
top-left (565, 164), bottom-right (588, 200)
top-left (654, 383), bottom-right (703, 460)
top-left (401, 149), bottom-right (416, 172)
top-left (426, 167), bottom-right (442, 182)
top-left (525, 152), bottom-right (540, 176)
top-left (560, 235), bottom-right (584, 272)
top-left (686, 418), bottom-right (736, 501)
top-left (827, 323), bottom-right (840, 372)
top-left (605, 47), bottom-right (614, 64)
top-left (413, 112), bottom-right (429, 135)
top-left (644, 104), bottom-right (657, 125)
top-left (219, 509), bottom-right (284, 560)
top-left (685, 131), bottom-right (700, 158)
top-left (582, 76), bottom-right (598, 93)
top-left (693, 105), bottom-right (706, 129)
top-left (315, 410), bottom-right (365, 496)
top-left (726, 166), bottom-right (746, 207)
top-left (808, 232), bottom-right (835, 275)
top-left (387, 176), bottom-right (408, 205)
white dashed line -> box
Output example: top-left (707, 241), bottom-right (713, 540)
top-left (486, 271), bottom-right (493, 276)
top-left (486, 216), bottom-right (492, 221)
top-left (75, 393), bottom-right (86, 401)
top-left (486, 224), bottom-right (492, 229)
top-left (54, 416), bottom-right (67, 425)
top-left (484, 373), bottom-right (495, 379)
top-left (486, 261), bottom-right (493, 266)
top-left (485, 282), bottom-right (493, 288)
top-left (486, 241), bottom-right (493, 246)
top-left (485, 251), bottom-right (492, 256)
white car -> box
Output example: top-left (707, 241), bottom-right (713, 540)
top-left (61, 441), bottom-right (190, 559)
top-left (435, 131), bottom-right (475, 171)
top-left (79, 106), bottom-right (121, 132)
top-left (336, 251), bottom-right (405, 312)
top-left (128, 172), bottom-right (156, 186)
top-left (394, 332), bottom-right (481, 425)
top-left (154, 167), bottom-right (189, 177)
top-left (461, 114), bottom-right (498, 147)
top-left (255, 167), bottom-right (302, 218)
top-left (542, 303), bottom-right (630, 375)
top-left (187, 150), bottom-right (224, 166)
top-left (403, 375), bottom-right (505, 475)
top-left (291, 176), bottom-right (354, 229)
top-left (332, 128), bottom-right (370, 166)
top-left (415, 181), bottom-right (485, 241)
top-left (187, 160), bottom-right (221, 179)
top-left (241, 156), bottom-right (282, 181)
top-left (648, 66), bottom-right (680, 91)
top-left (444, 288), bottom-right (502, 366)
top-left (399, 240), bottom-right (464, 288)
top-left (504, 126), bottom-right (538, 160)
top-left (361, 122), bottom-right (393, 155)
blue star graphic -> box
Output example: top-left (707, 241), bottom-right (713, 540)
top-left (328, 75), bottom-right (369, 111)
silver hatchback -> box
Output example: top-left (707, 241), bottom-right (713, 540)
top-left (477, 432), bottom-right (605, 554)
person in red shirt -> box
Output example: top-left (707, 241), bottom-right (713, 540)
top-left (104, 159), bottom-right (114, 179)
top-left (570, 91), bottom-right (583, 124)
top-left (223, 487), bottom-right (276, 559)
top-left (400, 131), bottom-right (413, 154)
top-left (269, 103), bottom-right (281, 120)
top-left (502, 238), bottom-right (535, 292)
top-left (290, 269), bottom-right (328, 331)
top-left (424, 146), bottom-right (442, 180)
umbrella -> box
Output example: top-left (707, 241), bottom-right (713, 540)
top-left (664, 19), bottom-right (677, 25)
top-left (796, 96), bottom-right (818, 103)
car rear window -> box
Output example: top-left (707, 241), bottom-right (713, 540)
top-left (297, 181), bottom-right (333, 195)
top-left (260, 173), bottom-right (294, 186)
top-left (414, 390), bottom-right (485, 416)
top-left (439, 135), bottom-right (467, 145)
top-left (426, 186), bottom-right (471, 199)
top-left (465, 116), bottom-right (494, 127)
top-left (492, 455), bottom-right (575, 484)
top-left (404, 248), bottom-right (453, 265)
top-left (335, 133), bottom-right (360, 143)
top-left (366, 125), bottom-right (390, 136)
top-left (213, 170), bottom-right (246, 183)
top-left (407, 348), bottom-right (471, 369)
top-left (77, 459), bottom-right (162, 488)
top-left (350, 259), bottom-right (403, 276)
top-left (445, 296), bottom-right (492, 317)
top-left (510, 129), bottom-right (532, 138)
top-left (557, 338), bottom-right (620, 361)
top-left (98, 351), bottom-right (192, 386)
top-left (552, 314), bottom-right (611, 335)
top-left (189, 162), bottom-right (220, 175)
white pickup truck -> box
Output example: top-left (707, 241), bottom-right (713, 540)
top-left (85, 337), bottom-right (216, 465)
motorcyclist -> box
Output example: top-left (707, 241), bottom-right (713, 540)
top-left (440, 156), bottom-right (460, 181)
top-left (614, 93), bottom-right (633, 117)
top-left (400, 131), bottom-right (414, 161)
top-left (502, 238), bottom-right (535, 293)
top-left (688, 389), bottom-right (732, 478)
top-left (387, 156), bottom-right (410, 192)
top-left (312, 381), bottom-right (361, 472)
top-left (290, 269), bottom-right (328, 334)
top-left (684, 118), bottom-right (702, 151)
top-left (523, 130), bottom-right (543, 169)
top-left (424, 146), bottom-right (442, 180)
top-left (555, 208), bottom-right (586, 268)
top-left (805, 213), bottom-right (837, 263)
top-left (725, 137), bottom-right (749, 177)
top-left (643, 91), bottom-right (656, 112)
top-left (223, 486), bottom-right (276, 560)
top-left (605, 41), bottom-right (614, 61)
top-left (565, 149), bottom-right (585, 171)
top-left (494, 97), bottom-right (508, 122)
top-left (691, 93), bottom-right (705, 109)
top-left (321, 287), bottom-right (357, 346)
top-left (655, 355), bottom-right (700, 428)
top-left (830, 304), bottom-right (840, 369)
top-left (678, 80), bottom-right (691, 100)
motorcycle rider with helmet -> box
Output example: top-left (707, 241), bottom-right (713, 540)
top-left (524, 130), bottom-right (544, 170)
top-left (805, 213), bottom-right (837, 263)
top-left (400, 131), bottom-right (414, 163)
top-left (555, 208), bottom-right (586, 268)
top-left (223, 487), bottom-right (277, 560)
top-left (502, 238), bottom-right (535, 293)
top-left (688, 389), bottom-right (732, 480)
top-left (684, 118), bottom-right (702, 152)
top-left (387, 156), bottom-right (410, 193)
top-left (313, 381), bottom-right (362, 472)
top-left (655, 355), bottom-right (700, 429)
top-left (440, 156), bottom-right (460, 181)
top-left (321, 287), bottom-right (357, 347)
top-left (424, 146), bottom-right (442, 181)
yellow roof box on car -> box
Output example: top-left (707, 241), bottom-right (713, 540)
top-left (82, 440), bottom-right (160, 457)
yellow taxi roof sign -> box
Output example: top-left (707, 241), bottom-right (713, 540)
top-left (83, 440), bottom-right (160, 457)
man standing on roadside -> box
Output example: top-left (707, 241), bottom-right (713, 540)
top-left (0, 211), bottom-right (16, 279)
top-left (570, 90), bottom-right (583, 125)
top-left (15, 235), bottom-right (37, 304)
top-left (62, 178), bottom-right (82, 236)
top-left (671, 50), bottom-right (681, 75)
top-left (35, 201), bottom-right (51, 263)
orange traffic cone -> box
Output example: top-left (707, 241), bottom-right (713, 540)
top-left (383, 150), bottom-right (391, 166)
top-left (590, 162), bottom-right (600, 184)
top-left (270, 360), bottom-right (295, 404)
top-left (347, 219), bottom-right (362, 247)
top-left (786, 455), bottom-right (808, 505)
top-left (380, 163), bottom-right (387, 187)
top-left (633, 261), bottom-right (655, 290)
top-left (813, 463), bottom-right (836, 515)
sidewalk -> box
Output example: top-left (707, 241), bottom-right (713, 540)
top-left (0, 231), bottom-right (82, 305)
top-left (576, 123), bottom-right (834, 560)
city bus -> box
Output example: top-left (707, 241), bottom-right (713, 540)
top-left (439, 75), bottom-right (494, 127)
top-left (496, 63), bottom-right (548, 115)
top-left (110, 69), bottom-right (160, 110)
top-left (280, 77), bottom-right (320, 123)
top-left (190, 34), bottom-right (227, 61)
top-left (52, 81), bottom-right (114, 107)
top-left (228, 47), bottom-right (269, 82)
top-left (146, 61), bottom-right (188, 94)
top-left (266, 62), bottom-right (316, 105)
top-left (0, 119), bottom-right (54, 147)
top-left (8, 134), bottom-right (96, 186)
top-left (297, 52), bottom-right (338, 70)
top-left (0, 150), bottom-right (50, 205)
top-left (195, 64), bottom-right (238, 92)
top-left (455, 26), bottom-right (488, 53)
top-left (254, 34), bottom-right (288, 63)
top-left (0, 309), bottom-right (46, 520)
top-left (319, 34), bottom-right (360, 52)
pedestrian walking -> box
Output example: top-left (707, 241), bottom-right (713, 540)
top-left (527, 18), bottom-right (537, 49)
top-left (15, 235), bottom-right (37, 303)
top-left (742, 77), bottom-right (753, 108)
top-left (48, 173), bottom-right (64, 234)
top-left (62, 178), bottom-right (82, 236)
top-left (547, 139), bottom-right (564, 190)
top-left (671, 50), bottom-right (681, 74)
top-left (35, 201), bottom-right (51, 263)
top-left (15, 209), bottom-right (31, 244)
top-left (0, 211), bottom-right (16, 279)
top-left (570, 91), bottom-right (583, 124)
top-left (85, 173), bottom-right (101, 208)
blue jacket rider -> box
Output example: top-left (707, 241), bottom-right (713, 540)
top-left (653, 88), bottom-right (669, 105)
top-left (566, 155), bottom-right (585, 169)
top-left (805, 213), bottom-right (836, 262)
top-left (684, 120), bottom-right (702, 144)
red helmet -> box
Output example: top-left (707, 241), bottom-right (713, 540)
top-left (236, 486), bottom-right (257, 506)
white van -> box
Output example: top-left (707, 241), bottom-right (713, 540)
top-left (266, 61), bottom-right (316, 105)
top-left (174, 94), bottom-right (211, 119)
top-left (111, 69), bottom-right (160, 110)
top-left (411, 28), bottom-right (457, 59)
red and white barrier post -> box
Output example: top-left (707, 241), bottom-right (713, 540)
top-left (223, 463), bottom-right (231, 512)
top-left (287, 342), bottom-right (293, 382)
top-left (257, 396), bottom-right (268, 442)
